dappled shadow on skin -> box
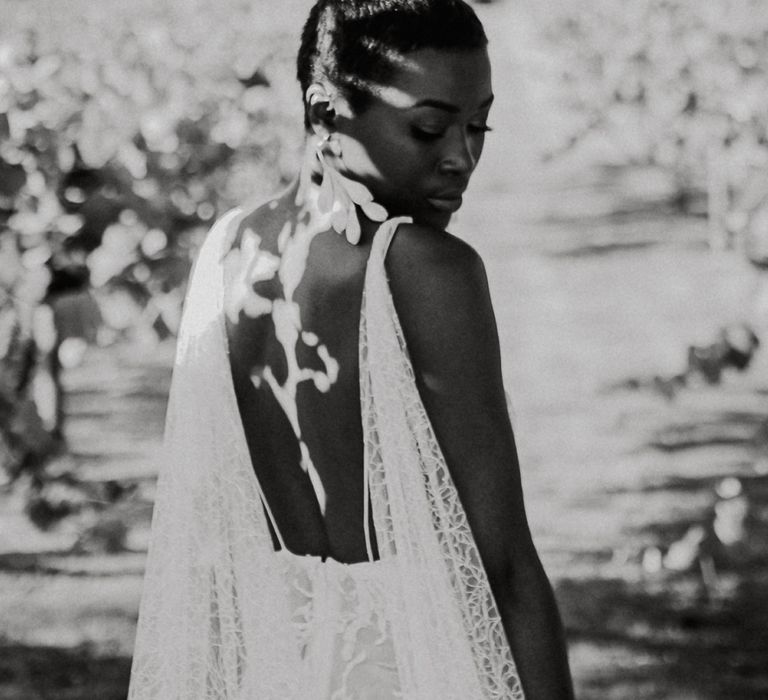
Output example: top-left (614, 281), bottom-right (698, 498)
top-left (558, 573), bottom-right (768, 699)
top-left (0, 643), bottom-right (131, 700)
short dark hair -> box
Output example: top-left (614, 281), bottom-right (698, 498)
top-left (297, 0), bottom-right (488, 130)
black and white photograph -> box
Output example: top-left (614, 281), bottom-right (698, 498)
top-left (1, 1), bottom-right (766, 698)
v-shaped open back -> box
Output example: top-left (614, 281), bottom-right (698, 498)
top-left (224, 211), bottom-right (411, 562)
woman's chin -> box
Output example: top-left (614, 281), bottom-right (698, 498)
top-left (413, 208), bottom-right (453, 231)
top-left (377, 198), bottom-right (455, 231)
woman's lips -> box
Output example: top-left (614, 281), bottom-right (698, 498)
top-left (426, 195), bottom-right (463, 213)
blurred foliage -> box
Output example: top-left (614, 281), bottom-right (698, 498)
top-left (0, 0), bottom-right (304, 520)
top-left (541, 0), bottom-right (768, 232)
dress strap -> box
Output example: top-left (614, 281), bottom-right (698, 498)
top-left (361, 215), bottom-right (413, 564)
top-left (370, 216), bottom-right (413, 263)
top-left (256, 486), bottom-right (287, 551)
top-left (363, 457), bottom-right (374, 562)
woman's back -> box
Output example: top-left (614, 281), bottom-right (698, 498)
top-left (221, 197), bottom-right (504, 698)
top-left (224, 186), bottom-right (381, 563)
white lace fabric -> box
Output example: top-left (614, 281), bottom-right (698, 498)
top-left (276, 549), bottom-right (401, 699)
top-left (128, 210), bottom-right (525, 699)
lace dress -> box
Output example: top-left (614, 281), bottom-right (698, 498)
top-left (127, 211), bottom-right (525, 699)
top-left (260, 440), bottom-right (401, 698)
top-left (273, 550), bottom-right (400, 698)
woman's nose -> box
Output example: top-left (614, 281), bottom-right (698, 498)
top-left (438, 129), bottom-right (476, 176)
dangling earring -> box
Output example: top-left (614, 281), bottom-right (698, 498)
top-left (311, 133), bottom-right (388, 245)
top-left (326, 135), bottom-right (342, 158)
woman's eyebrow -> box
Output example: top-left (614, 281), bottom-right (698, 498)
top-left (411, 94), bottom-right (495, 112)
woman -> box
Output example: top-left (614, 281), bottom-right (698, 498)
top-left (129, 1), bottom-right (574, 698)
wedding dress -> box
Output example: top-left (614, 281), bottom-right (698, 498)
top-left (127, 204), bottom-right (525, 699)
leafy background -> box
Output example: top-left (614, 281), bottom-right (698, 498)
top-left (1, 0), bottom-right (304, 520)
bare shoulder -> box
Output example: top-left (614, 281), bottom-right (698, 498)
top-left (385, 222), bottom-right (500, 383)
top-left (386, 222), bottom-right (489, 310)
top-left (387, 222), bottom-right (483, 272)
top-left (218, 185), bottom-right (298, 254)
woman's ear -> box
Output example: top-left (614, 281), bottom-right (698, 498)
top-left (305, 83), bottom-right (337, 137)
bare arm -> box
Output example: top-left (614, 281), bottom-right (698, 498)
top-left (387, 224), bottom-right (574, 700)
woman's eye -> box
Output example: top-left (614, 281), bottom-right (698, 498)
top-left (411, 123), bottom-right (493, 142)
top-left (411, 126), bottom-right (445, 142)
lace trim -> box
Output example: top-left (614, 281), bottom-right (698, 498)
top-left (360, 219), bottom-right (525, 699)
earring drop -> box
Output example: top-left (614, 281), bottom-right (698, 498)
top-left (328, 136), bottom-right (342, 157)
top-left (316, 133), bottom-right (341, 158)
top-left (310, 135), bottom-right (388, 245)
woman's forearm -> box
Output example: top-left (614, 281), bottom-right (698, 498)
top-left (499, 557), bottom-right (575, 700)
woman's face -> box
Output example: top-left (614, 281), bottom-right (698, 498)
top-left (334, 47), bottom-right (493, 230)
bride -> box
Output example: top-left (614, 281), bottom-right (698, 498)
top-left (128, 1), bottom-right (574, 698)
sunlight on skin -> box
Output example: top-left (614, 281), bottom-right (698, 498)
top-left (339, 52), bottom-right (472, 117)
top-left (221, 48), bottom-right (490, 518)
top-left (224, 184), bottom-right (339, 514)
top-left (225, 229), bottom-right (279, 321)
top-left (356, 51), bottom-right (428, 110)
